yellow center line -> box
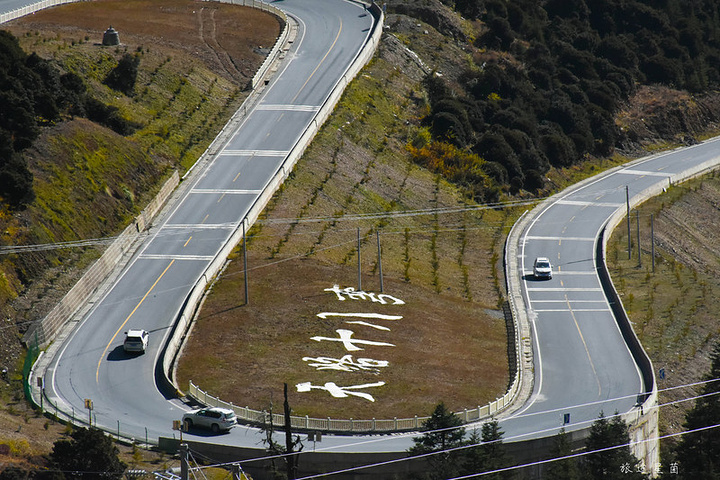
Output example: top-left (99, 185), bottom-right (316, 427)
top-left (292, 19), bottom-right (343, 103)
top-left (96, 259), bottom-right (176, 383)
top-left (217, 193), bottom-right (226, 203)
top-left (201, 214), bottom-right (209, 224)
top-left (233, 172), bottom-right (241, 182)
top-left (183, 236), bottom-right (192, 247)
top-left (565, 294), bottom-right (602, 396)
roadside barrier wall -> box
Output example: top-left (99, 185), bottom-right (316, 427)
top-left (0, 0), bottom-right (81, 24)
top-left (179, 1), bottom-right (522, 431)
top-left (13, 0), bottom-right (284, 347)
top-left (23, 171), bottom-right (180, 348)
top-left (187, 380), bottom-right (520, 433)
top-left (597, 147), bottom-right (720, 468)
top-left (157, 437), bottom-right (424, 480)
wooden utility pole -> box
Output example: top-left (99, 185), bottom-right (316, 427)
top-left (626, 186), bottom-right (631, 259)
top-left (243, 221), bottom-right (249, 305)
top-left (284, 383), bottom-right (297, 480)
top-left (377, 230), bottom-right (384, 293)
top-left (180, 444), bottom-right (189, 480)
top-left (357, 227), bottom-right (362, 291)
top-left (651, 214), bottom-right (655, 273)
top-left (636, 210), bottom-right (641, 268)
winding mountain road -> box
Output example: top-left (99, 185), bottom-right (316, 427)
top-left (5, 0), bottom-right (720, 474)
top-left (4, 0), bottom-right (381, 451)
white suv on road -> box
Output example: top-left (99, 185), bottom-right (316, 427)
top-left (123, 329), bottom-right (149, 353)
top-left (533, 257), bottom-right (553, 280)
top-left (182, 407), bottom-right (237, 433)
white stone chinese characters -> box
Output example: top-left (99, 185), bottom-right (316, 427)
top-left (302, 354), bottom-right (389, 374)
top-left (296, 381), bottom-right (386, 402)
top-left (296, 286), bottom-right (405, 402)
top-left (324, 285), bottom-right (405, 305)
top-left (310, 329), bottom-right (395, 351)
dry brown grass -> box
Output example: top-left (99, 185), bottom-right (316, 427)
top-left (607, 173), bottom-right (720, 451)
top-left (176, 42), bottom-right (515, 420)
top-left (9, 0), bottom-right (281, 84)
top-left (0, 0), bottom-right (280, 465)
top-left (178, 257), bottom-right (509, 419)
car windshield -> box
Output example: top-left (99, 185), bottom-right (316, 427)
top-left (536, 262), bottom-right (550, 268)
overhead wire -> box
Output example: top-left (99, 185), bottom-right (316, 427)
top-left (0, 195), bottom-right (535, 255)
top-left (6, 181), bottom-right (712, 475)
top-left (191, 378), bottom-right (720, 476)
top-left (289, 388), bottom-right (720, 480)
top-left (443, 422), bottom-right (720, 480)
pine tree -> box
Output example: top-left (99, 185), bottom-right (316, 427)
top-left (583, 413), bottom-right (647, 479)
top-left (461, 419), bottom-right (511, 479)
top-left (544, 428), bottom-right (580, 480)
top-left (409, 402), bottom-right (466, 479)
top-left (674, 342), bottom-right (720, 479)
top-left (50, 427), bottom-right (126, 480)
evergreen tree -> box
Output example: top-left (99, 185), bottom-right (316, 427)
top-left (583, 413), bottom-right (647, 479)
top-left (409, 402), bottom-right (466, 479)
top-left (0, 132), bottom-right (34, 208)
top-left (461, 419), bottom-right (512, 479)
top-left (104, 53), bottom-right (140, 96)
top-left (0, 467), bottom-right (29, 480)
top-left (50, 427), bottom-right (126, 480)
top-left (674, 342), bottom-right (720, 479)
top-left (545, 428), bottom-right (580, 480)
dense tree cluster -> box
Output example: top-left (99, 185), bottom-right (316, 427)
top-left (0, 30), bottom-right (139, 209)
top-left (409, 402), bottom-right (654, 479)
top-left (672, 342), bottom-right (720, 479)
top-left (410, 340), bottom-right (720, 478)
top-left (421, 0), bottom-right (720, 194)
top-left (104, 53), bottom-right (140, 96)
top-left (409, 402), bottom-right (512, 479)
top-left (0, 428), bottom-right (126, 480)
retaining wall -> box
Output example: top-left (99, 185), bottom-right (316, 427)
top-left (23, 171), bottom-right (180, 348)
top-left (13, 0), bottom-right (286, 348)
top-left (596, 147), bottom-right (720, 468)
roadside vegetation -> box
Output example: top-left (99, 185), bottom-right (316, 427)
top-left (175, 48), bottom-right (514, 419)
top-left (0, 0), bottom-right (279, 469)
top-left (3, 0), bottom-right (720, 476)
top-left (608, 171), bottom-right (720, 463)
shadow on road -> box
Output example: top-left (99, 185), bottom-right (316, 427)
top-left (107, 345), bottom-right (143, 361)
top-left (522, 274), bottom-right (552, 282)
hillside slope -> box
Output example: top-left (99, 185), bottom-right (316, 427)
top-left (608, 173), bottom-right (720, 451)
top-left (2, 0), bottom-right (720, 469)
top-left (0, 0), bottom-right (279, 467)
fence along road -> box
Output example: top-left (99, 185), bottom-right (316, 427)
top-left (11, 0), bottom-right (720, 468)
top-left (500, 137), bottom-right (720, 470)
top-left (23, 0), bottom-right (387, 451)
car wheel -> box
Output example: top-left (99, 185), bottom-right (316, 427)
top-left (211, 423), bottom-right (220, 434)
top-left (184, 419), bottom-right (193, 431)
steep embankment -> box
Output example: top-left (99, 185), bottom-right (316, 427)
top-left (608, 174), bottom-right (720, 450)
top-left (0, 0), bottom-right (279, 465)
top-left (3, 0), bottom-right (720, 466)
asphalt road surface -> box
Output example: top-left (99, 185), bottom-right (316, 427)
top-left (5, 0), bottom-right (720, 464)
top-left (20, 0), bottom-right (380, 451)
top-left (500, 139), bottom-right (720, 443)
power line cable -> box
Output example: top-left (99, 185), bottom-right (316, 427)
top-left (291, 389), bottom-right (720, 480)
top-left (193, 378), bottom-right (720, 476)
top-left (444, 422), bottom-right (720, 480)
top-left (0, 196), bottom-right (534, 254)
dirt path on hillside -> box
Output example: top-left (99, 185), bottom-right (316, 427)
top-left (6, 0), bottom-right (281, 85)
top-left (0, 0), bottom-right (281, 466)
